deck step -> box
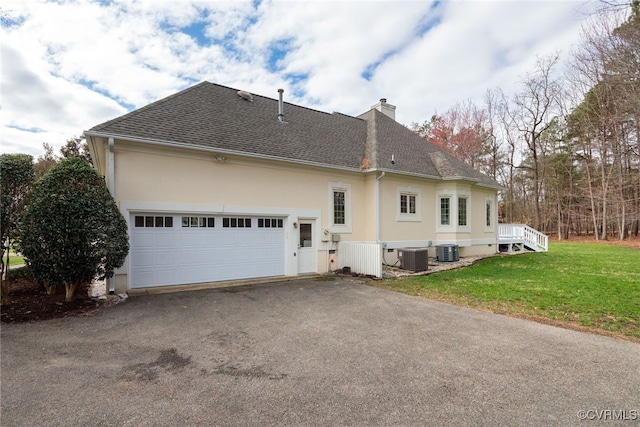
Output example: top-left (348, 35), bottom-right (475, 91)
top-left (498, 224), bottom-right (548, 253)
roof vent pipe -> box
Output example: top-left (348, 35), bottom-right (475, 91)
top-left (278, 88), bottom-right (285, 122)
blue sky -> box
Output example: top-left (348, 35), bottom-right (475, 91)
top-left (1, 0), bottom-right (598, 157)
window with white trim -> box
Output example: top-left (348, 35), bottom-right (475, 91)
top-left (181, 216), bottom-right (214, 228)
top-left (401, 194), bottom-right (415, 214)
top-left (485, 197), bottom-right (495, 231)
top-left (437, 189), bottom-right (471, 232)
top-left (258, 218), bottom-right (284, 228)
top-left (329, 182), bottom-right (352, 233)
top-left (440, 197), bottom-right (451, 226)
top-left (135, 216), bottom-right (174, 228)
top-left (333, 191), bottom-right (346, 225)
top-left (458, 196), bottom-right (468, 227)
top-left (222, 217), bottom-right (252, 228)
top-left (397, 186), bottom-right (421, 222)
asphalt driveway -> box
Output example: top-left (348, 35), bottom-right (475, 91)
top-left (2, 277), bottom-right (639, 426)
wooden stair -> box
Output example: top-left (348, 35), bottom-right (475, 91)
top-left (498, 224), bottom-right (548, 253)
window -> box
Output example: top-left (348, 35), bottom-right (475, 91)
top-left (181, 217), bottom-right (214, 228)
top-left (222, 217), bottom-right (252, 228)
top-left (299, 223), bottom-right (312, 247)
top-left (485, 197), bottom-right (494, 231)
top-left (333, 191), bottom-right (345, 225)
top-left (258, 218), bottom-right (283, 228)
top-left (437, 190), bottom-right (471, 231)
top-left (135, 215), bottom-right (174, 228)
top-left (400, 194), bottom-right (416, 214)
top-left (486, 202), bottom-right (491, 227)
top-left (458, 197), bottom-right (468, 226)
top-left (440, 197), bottom-right (450, 226)
top-left (397, 187), bottom-right (421, 222)
top-left (329, 182), bottom-right (352, 233)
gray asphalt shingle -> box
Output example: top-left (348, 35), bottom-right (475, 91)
top-left (88, 81), bottom-right (500, 186)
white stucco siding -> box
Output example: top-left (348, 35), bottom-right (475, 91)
top-left (113, 142), bottom-right (367, 231)
top-left (108, 141), bottom-right (370, 292)
top-left (376, 175), bottom-right (498, 257)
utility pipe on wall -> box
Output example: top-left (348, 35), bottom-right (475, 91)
top-left (277, 89), bottom-right (285, 122)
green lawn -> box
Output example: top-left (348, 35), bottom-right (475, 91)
top-left (375, 242), bottom-right (640, 341)
top-left (2, 250), bottom-right (25, 267)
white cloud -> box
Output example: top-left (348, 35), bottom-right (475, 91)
top-left (1, 0), bottom-right (598, 157)
top-left (370, 0), bottom-right (596, 125)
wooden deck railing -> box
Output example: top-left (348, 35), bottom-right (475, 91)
top-left (498, 224), bottom-right (548, 252)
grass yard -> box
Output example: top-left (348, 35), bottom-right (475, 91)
top-left (2, 250), bottom-right (25, 267)
top-left (375, 242), bottom-right (640, 341)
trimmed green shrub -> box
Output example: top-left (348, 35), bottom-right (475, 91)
top-left (20, 157), bottom-right (129, 301)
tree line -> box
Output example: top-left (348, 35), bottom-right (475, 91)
top-left (412, 2), bottom-right (639, 241)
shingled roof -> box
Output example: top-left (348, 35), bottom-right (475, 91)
top-left (87, 81), bottom-right (500, 188)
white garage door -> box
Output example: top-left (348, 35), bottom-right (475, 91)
top-left (130, 214), bottom-right (286, 288)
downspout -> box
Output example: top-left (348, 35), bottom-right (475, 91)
top-left (108, 138), bottom-right (116, 293)
top-left (108, 138), bottom-right (115, 196)
top-left (376, 171), bottom-right (385, 243)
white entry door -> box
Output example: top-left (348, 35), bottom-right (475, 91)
top-left (298, 221), bottom-right (315, 274)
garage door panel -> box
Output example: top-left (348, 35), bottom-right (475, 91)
top-left (133, 252), bottom-right (155, 267)
top-left (156, 233), bottom-right (175, 247)
top-left (134, 233), bottom-right (157, 248)
top-left (154, 251), bottom-right (174, 266)
top-left (180, 249), bottom-right (204, 262)
top-left (131, 214), bottom-right (286, 288)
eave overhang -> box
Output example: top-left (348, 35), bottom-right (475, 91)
top-left (83, 130), bottom-right (363, 175)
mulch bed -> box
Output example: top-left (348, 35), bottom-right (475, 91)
top-left (1, 279), bottom-right (111, 324)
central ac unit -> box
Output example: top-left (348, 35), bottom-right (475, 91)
top-left (436, 244), bottom-right (459, 262)
top-left (397, 248), bottom-right (428, 272)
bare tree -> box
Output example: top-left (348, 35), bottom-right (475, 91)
top-left (565, 4), bottom-right (639, 240)
top-left (504, 54), bottom-right (563, 230)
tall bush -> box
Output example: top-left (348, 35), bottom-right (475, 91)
top-left (20, 157), bottom-right (129, 302)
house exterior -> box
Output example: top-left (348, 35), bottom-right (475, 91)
top-left (85, 82), bottom-right (502, 293)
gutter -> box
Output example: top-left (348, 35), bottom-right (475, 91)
top-left (84, 131), bottom-right (363, 175)
top-left (85, 131), bottom-right (504, 190)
